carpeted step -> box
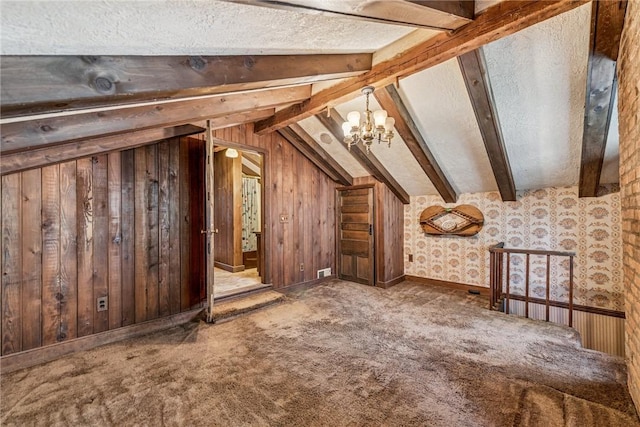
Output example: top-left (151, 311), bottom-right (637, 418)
top-left (212, 290), bottom-right (285, 322)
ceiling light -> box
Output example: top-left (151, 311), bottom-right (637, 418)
top-left (225, 148), bottom-right (239, 158)
top-left (342, 86), bottom-right (395, 153)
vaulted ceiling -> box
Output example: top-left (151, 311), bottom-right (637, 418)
top-left (0, 0), bottom-right (625, 202)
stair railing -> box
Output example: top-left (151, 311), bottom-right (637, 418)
top-left (489, 243), bottom-right (575, 327)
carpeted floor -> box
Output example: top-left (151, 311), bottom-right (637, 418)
top-left (2, 279), bottom-right (638, 426)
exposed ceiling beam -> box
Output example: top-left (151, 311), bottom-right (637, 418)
top-left (579, 0), bottom-right (627, 198)
top-left (1, 124), bottom-right (205, 175)
top-left (242, 156), bottom-right (261, 177)
top-left (254, 0), bottom-right (588, 135)
top-left (243, 151), bottom-right (263, 168)
top-left (0, 53), bottom-right (371, 117)
top-left (374, 84), bottom-right (457, 203)
top-left (457, 49), bottom-right (516, 201)
top-left (1, 86), bottom-right (310, 154)
top-left (232, 0), bottom-right (473, 31)
top-left (316, 108), bottom-right (410, 204)
top-left (277, 124), bottom-right (353, 186)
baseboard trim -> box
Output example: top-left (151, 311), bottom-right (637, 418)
top-left (0, 307), bottom-right (204, 374)
top-left (404, 275), bottom-right (490, 296)
top-left (376, 275), bottom-right (405, 289)
top-left (215, 261), bottom-right (245, 273)
top-left (277, 275), bottom-right (336, 294)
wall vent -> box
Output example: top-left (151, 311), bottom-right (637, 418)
top-left (317, 268), bottom-right (331, 279)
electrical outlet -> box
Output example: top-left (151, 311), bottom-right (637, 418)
top-left (279, 214), bottom-right (289, 223)
top-left (97, 296), bottom-right (108, 312)
top-left (408, 254), bottom-right (414, 262)
top-left (300, 263), bottom-right (304, 272)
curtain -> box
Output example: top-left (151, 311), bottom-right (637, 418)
top-left (242, 177), bottom-right (260, 252)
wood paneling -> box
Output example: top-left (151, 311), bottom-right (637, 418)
top-left (375, 180), bottom-right (405, 287)
top-left (1, 54), bottom-right (370, 117)
top-left (212, 124), bottom-right (337, 288)
top-left (1, 86), bottom-right (310, 154)
top-left (0, 137), bottom-right (206, 356)
top-left (213, 150), bottom-right (244, 271)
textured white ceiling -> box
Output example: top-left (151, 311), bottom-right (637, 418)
top-left (482, 3), bottom-right (592, 191)
top-left (334, 96), bottom-right (439, 197)
top-left (297, 116), bottom-right (370, 178)
top-left (0, 0), bottom-right (413, 55)
top-left (398, 59), bottom-right (498, 195)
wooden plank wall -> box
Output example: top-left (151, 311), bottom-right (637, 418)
top-left (213, 151), bottom-right (244, 271)
top-left (213, 124), bottom-right (337, 287)
top-left (0, 137), bottom-right (204, 356)
top-left (375, 182), bottom-right (405, 287)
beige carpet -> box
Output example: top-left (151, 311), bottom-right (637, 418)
top-left (2, 279), bottom-right (638, 426)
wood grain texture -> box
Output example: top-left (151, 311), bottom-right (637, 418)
top-left (1, 54), bottom-right (370, 117)
top-left (108, 152), bottom-right (123, 329)
top-left (579, 0), bottom-right (627, 197)
top-left (41, 166), bottom-right (60, 346)
top-left (1, 124), bottom-right (204, 176)
top-left (120, 150), bottom-right (135, 326)
top-left (457, 50), bottom-right (515, 201)
top-left (92, 155), bottom-right (109, 333)
top-left (158, 141), bottom-right (171, 317)
top-left (76, 158), bottom-right (94, 337)
top-left (375, 84), bottom-right (457, 202)
top-left (168, 140), bottom-right (181, 315)
top-left (0, 136), bottom-right (207, 355)
top-left (1, 85), bottom-right (310, 153)
top-left (59, 161), bottom-right (77, 341)
top-left (212, 123), bottom-right (338, 288)
top-left (21, 169), bottom-right (42, 350)
top-left (1, 174), bottom-right (22, 355)
top-left (254, 0), bottom-right (588, 134)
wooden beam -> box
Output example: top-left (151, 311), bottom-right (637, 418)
top-left (374, 85), bottom-right (457, 203)
top-left (254, 0), bottom-right (588, 134)
top-left (457, 49), bottom-right (516, 201)
top-left (579, 0), bottom-right (627, 197)
top-left (0, 54), bottom-right (371, 117)
top-left (277, 125), bottom-right (353, 186)
top-left (316, 109), bottom-right (410, 204)
top-left (1, 124), bottom-right (205, 175)
top-left (1, 86), bottom-right (309, 154)
top-left (233, 0), bottom-right (473, 30)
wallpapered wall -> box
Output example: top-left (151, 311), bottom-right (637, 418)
top-left (404, 186), bottom-right (623, 311)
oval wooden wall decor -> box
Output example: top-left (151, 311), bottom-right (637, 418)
top-left (419, 204), bottom-right (484, 236)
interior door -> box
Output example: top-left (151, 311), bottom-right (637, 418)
top-left (205, 122), bottom-right (216, 321)
top-left (337, 186), bottom-right (375, 285)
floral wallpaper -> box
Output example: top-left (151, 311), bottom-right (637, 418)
top-left (404, 186), bottom-right (623, 311)
top-left (241, 177), bottom-right (260, 252)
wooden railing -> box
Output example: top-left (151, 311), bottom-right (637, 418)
top-left (489, 243), bottom-right (575, 327)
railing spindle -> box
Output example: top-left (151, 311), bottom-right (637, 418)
top-left (545, 254), bottom-right (550, 322)
top-left (506, 253), bottom-right (511, 315)
top-left (489, 251), bottom-right (495, 309)
top-left (569, 255), bottom-right (574, 327)
top-left (525, 254), bottom-right (530, 319)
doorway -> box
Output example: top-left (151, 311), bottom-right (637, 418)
top-left (212, 145), bottom-right (267, 299)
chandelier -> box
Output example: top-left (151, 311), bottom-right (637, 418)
top-left (342, 86), bottom-right (395, 153)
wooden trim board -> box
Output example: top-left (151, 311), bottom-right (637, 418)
top-left (0, 307), bottom-right (204, 374)
top-left (404, 275), bottom-right (490, 296)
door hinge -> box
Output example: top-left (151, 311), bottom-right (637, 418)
top-left (369, 224), bottom-right (373, 235)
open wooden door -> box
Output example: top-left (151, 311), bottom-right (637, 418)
top-left (337, 186), bottom-right (375, 285)
top-left (205, 122), bottom-right (217, 322)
